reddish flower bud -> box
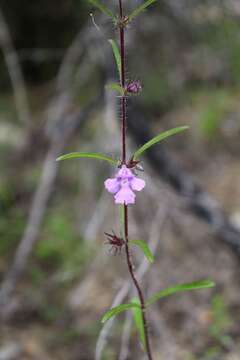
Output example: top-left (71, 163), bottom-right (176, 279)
top-left (126, 80), bottom-right (142, 94)
top-left (127, 158), bottom-right (140, 169)
top-left (104, 231), bottom-right (125, 255)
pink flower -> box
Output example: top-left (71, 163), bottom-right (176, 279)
top-left (104, 165), bottom-right (145, 205)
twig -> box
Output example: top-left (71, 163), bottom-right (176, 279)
top-left (0, 141), bottom-right (61, 308)
top-left (0, 7), bottom-right (31, 126)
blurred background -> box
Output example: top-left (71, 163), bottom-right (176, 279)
top-left (0, 0), bottom-right (240, 359)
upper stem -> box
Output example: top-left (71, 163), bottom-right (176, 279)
top-left (119, 0), bottom-right (126, 163)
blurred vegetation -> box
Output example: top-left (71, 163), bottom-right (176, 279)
top-left (0, 0), bottom-right (89, 84)
top-left (35, 209), bottom-right (91, 281)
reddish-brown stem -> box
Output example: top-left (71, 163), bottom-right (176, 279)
top-left (124, 205), bottom-right (153, 360)
top-left (119, 11), bottom-right (126, 163)
top-left (118, 1), bottom-right (153, 359)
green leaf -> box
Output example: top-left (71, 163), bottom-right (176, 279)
top-left (146, 280), bottom-right (215, 307)
top-left (133, 126), bottom-right (189, 160)
top-left (56, 152), bottom-right (118, 165)
top-left (109, 39), bottom-right (122, 83)
top-left (88, 0), bottom-right (117, 22)
top-left (106, 83), bottom-right (125, 96)
top-left (128, 0), bottom-right (157, 22)
top-left (129, 240), bottom-right (154, 263)
top-left (101, 303), bottom-right (140, 323)
top-left (131, 298), bottom-right (146, 349)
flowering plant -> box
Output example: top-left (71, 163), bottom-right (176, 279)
top-left (57, 0), bottom-right (215, 358)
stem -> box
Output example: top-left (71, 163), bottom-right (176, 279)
top-left (124, 205), bottom-right (153, 360)
top-left (119, 22), bottom-right (126, 162)
top-left (118, 1), bottom-right (153, 359)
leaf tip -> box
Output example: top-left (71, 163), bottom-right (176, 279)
top-left (101, 313), bottom-right (108, 323)
top-left (203, 279), bottom-right (215, 288)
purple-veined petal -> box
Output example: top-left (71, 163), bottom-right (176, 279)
top-left (130, 177), bottom-right (146, 191)
top-left (104, 178), bottom-right (120, 194)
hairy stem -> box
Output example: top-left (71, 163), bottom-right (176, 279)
top-left (119, 6), bottom-right (126, 163)
top-left (124, 205), bottom-right (153, 359)
top-left (118, 1), bottom-right (153, 358)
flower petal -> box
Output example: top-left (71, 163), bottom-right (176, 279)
top-left (117, 165), bottom-right (134, 180)
top-left (114, 186), bottom-right (136, 205)
top-left (131, 177), bottom-right (145, 191)
top-left (104, 178), bottom-right (120, 194)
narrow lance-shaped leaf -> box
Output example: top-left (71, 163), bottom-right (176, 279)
top-left (88, 0), bottom-right (117, 22)
top-left (56, 152), bottom-right (118, 165)
top-left (106, 83), bottom-right (125, 96)
top-left (131, 298), bottom-right (146, 350)
top-left (129, 240), bottom-right (154, 263)
top-left (128, 0), bottom-right (157, 22)
top-left (109, 39), bottom-right (122, 83)
top-left (133, 126), bottom-right (189, 160)
top-left (146, 280), bottom-right (215, 307)
top-left (101, 303), bottom-right (140, 323)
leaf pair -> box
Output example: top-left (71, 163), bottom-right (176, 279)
top-left (88, 0), bottom-right (157, 24)
top-left (57, 126), bottom-right (189, 164)
top-left (56, 152), bottom-right (118, 165)
top-left (102, 279), bottom-right (215, 349)
top-left (101, 279), bottom-right (215, 323)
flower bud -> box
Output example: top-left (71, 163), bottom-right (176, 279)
top-left (126, 80), bottom-right (142, 94)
